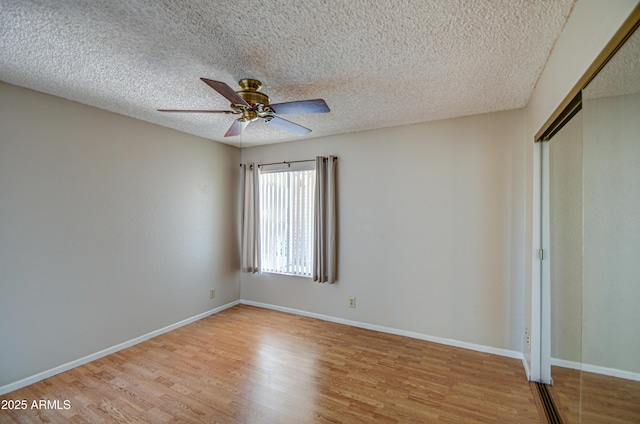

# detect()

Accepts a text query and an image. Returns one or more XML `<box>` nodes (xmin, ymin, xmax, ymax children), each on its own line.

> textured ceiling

<box><xmin>1</xmin><ymin>0</ymin><xmax>576</xmax><ymax>147</ymax></box>
<box><xmin>583</xmin><ymin>25</ymin><xmax>640</xmax><ymax>100</ymax></box>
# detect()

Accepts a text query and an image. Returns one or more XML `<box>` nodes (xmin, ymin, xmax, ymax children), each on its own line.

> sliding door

<box><xmin>546</xmin><ymin>108</ymin><xmax>584</xmax><ymax>421</ymax></box>
<box><xmin>577</xmin><ymin>31</ymin><xmax>640</xmax><ymax>421</ymax></box>
<box><xmin>547</xmin><ymin>24</ymin><xmax>640</xmax><ymax>423</ymax></box>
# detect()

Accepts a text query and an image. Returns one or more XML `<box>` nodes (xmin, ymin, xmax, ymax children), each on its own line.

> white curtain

<box><xmin>313</xmin><ymin>156</ymin><xmax>337</xmax><ymax>283</ymax></box>
<box><xmin>241</xmin><ymin>163</ymin><xmax>261</xmax><ymax>273</ymax></box>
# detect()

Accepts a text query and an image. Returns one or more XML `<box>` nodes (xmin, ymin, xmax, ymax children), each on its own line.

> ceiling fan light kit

<box><xmin>159</xmin><ymin>78</ymin><xmax>330</xmax><ymax>138</ymax></box>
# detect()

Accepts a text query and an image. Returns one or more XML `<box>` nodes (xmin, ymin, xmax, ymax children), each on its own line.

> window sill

<box><xmin>261</xmin><ymin>271</ymin><xmax>313</xmax><ymax>279</ymax></box>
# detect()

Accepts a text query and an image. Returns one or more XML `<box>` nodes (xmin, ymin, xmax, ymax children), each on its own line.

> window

<box><xmin>259</xmin><ymin>168</ymin><xmax>315</xmax><ymax>277</ymax></box>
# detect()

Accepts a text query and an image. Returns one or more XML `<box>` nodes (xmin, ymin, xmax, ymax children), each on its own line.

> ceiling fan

<box><xmin>159</xmin><ymin>78</ymin><xmax>330</xmax><ymax>137</ymax></box>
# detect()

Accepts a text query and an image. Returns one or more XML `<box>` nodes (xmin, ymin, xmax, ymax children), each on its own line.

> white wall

<box><xmin>0</xmin><ymin>82</ymin><xmax>240</xmax><ymax>388</ymax></box>
<box><xmin>522</xmin><ymin>0</ymin><xmax>639</xmax><ymax>380</ymax></box>
<box><xmin>241</xmin><ymin>109</ymin><xmax>526</xmax><ymax>353</ymax></box>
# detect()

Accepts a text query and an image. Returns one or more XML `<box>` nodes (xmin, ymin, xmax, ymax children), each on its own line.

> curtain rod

<box><xmin>239</xmin><ymin>157</ymin><xmax>337</xmax><ymax>168</ymax></box>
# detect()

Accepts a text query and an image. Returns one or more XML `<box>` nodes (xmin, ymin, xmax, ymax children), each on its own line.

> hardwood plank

<box><xmin>550</xmin><ymin>365</ymin><xmax>640</xmax><ymax>424</ymax></box>
<box><xmin>1</xmin><ymin>305</ymin><xmax>542</xmax><ymax>423</ymax></box>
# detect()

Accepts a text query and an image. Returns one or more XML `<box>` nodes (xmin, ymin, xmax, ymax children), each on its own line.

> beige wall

<box><xmin>549</xmin><ymin>110</ymin><xmax>583</xmax><ymax>364</ymax></box>
<box><xmin>548</xmin><ymin>93</ymin><xmax>640</xmax><ymax>377</ymax></box>
<box><xmin>582</xmin><ymin>93</ymin><xmax>640</xmax><ymax>373</ymax></box>
<box><xmin>0</xmin><ymin>82</ymin><xmax>241</xmax><ymax>388</ymax></box>
<box><xmin>241</xmin><ymin>109</ymin><xmax>526</xmax><ymax>353</ymax></box>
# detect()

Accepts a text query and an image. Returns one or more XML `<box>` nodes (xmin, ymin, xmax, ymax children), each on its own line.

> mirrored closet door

<box><xmin>546</xmin><ymin>23</ymin><xmax>640</xmax><ymax>423</ymax></box>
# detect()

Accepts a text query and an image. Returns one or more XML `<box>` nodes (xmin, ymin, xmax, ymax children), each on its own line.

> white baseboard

<box><xmin>522</xmin><ymin>356</ymin><xmax>532</xmax><ymax>381</ymax></box>
<box><xmin>240</xmin><ymin>299</ymin><xmax>525</xmax><ymax>361</ymax></box>
<box><xmin>551</xmin><ymin>357</ymin><xmax>640</xmax><ymax>382</ymax></box>
<box><xmin>0</xmin><ymin>300</ymin><xmax>240</xmax><ymax>396</ymax></box>
<box><xmin>551</xmin><ymin>357</ymin><xmax>582</xmax><ymax>371</ymax></box>
<box><xmin>2</xmin><ymin>298</ymin><xmax>538</xmax><ymax>397</ymax></box>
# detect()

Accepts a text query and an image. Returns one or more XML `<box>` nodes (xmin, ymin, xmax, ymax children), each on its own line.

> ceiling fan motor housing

<box><xmin>233</xmin><ymin>79</ymin><xmax>272</xmax><ymax>122</ymax></box>
<box><xmin>235</xmin><ymin>79</ymin><xmax>269</xmax><ymax>107</ymax></box>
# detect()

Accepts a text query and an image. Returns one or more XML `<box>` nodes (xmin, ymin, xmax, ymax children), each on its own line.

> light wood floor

<box><xmin>550</xmin><ymin>365</ymin><xmax>640</xmax><ymax>424</ymax></box>
<box><xmin>1</xmin><ymin>305</ymin><xmax>542</xmax><ymax>423</ymax></box>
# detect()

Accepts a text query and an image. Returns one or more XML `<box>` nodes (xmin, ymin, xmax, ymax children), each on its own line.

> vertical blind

<box><xmin>260</xmin><ymin>169</ymin><xmax>315</xmax><ymax>276</ymax></box>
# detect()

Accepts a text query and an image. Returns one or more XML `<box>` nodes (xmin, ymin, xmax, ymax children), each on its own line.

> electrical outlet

<box><xmin>210</xmin><ymin>289</ymin><xmax>216</xmax><ymax>299</ymax></box>
<box><xmin>348</xmin><ymin>297</ymin><xmax>356</xmax><ymax>308</ymax></box>
<box><xmin>525</xmin><ymin>328</ymin><xmax>531</xmax><ymax>347</ymax></box>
